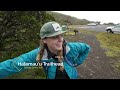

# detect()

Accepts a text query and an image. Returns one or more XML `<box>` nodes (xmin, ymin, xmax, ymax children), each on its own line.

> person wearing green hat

<box><xmin>0</xmin><ymin>21</ymin><xmax>91</xmax><ymax>79</ymax></box>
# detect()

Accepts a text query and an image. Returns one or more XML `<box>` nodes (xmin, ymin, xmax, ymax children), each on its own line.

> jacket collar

<box><xmin>41</xmin><ymin>44</ymin><xmax>70</xmax><ymax>60</ymax></box>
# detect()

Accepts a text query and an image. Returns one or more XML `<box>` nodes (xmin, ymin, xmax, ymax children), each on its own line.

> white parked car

<box><xmin>106</xmin><ymin>24</ymin><xmax>120</xmax><ymax>33</ymax></box>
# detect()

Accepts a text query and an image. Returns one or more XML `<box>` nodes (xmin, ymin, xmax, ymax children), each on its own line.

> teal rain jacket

<box><xmin>0</xmin><ymin>42</ymin><xmax>91</xmax><ymax>79</ymax></box>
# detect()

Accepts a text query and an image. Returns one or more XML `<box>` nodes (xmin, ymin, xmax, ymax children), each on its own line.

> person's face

<box><xmin>43</xmin><ymin>34</ymin><xmax>64</xmax><ymax>52</ymax></box>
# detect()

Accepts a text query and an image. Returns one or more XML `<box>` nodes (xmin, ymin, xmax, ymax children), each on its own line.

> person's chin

<box><xmin>56</xmin><ymin>47</ymin><xmax>62</xmax><ymax>51</ymax></box>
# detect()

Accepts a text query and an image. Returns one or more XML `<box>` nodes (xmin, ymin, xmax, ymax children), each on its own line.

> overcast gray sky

<box><xmin>53</xmin><ymin>11</ymin><xmax>120</xmax><ymax>24</ymax></box>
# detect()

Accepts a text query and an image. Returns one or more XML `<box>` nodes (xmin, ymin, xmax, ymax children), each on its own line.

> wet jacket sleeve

<box><xmin>67</xmin><ymin>42</ymin><xmax>91</xmax><ymax>66</ymax></box>
<box><xmin>0</xmin><ymin>48</ymin><xmax>40</xmax><ymax>78</ymax></box>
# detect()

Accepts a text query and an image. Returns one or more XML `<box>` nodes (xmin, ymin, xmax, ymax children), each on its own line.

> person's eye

<box><xmin>51</xmin><ymin>34</ymin><xmax>63</xmax><ymax>39</ymax></box>
<box><xmin>55</xmin><ymin>35</ymin><xmax>59</xmax><ymax>39</ymax></box>
<box><xmin>52</xmin><ymin>36</ymin><xmax>58</xmax><ymax>39</ymax></box>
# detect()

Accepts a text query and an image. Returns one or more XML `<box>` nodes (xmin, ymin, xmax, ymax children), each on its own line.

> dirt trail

<box><xmin>75</xmin><ymin>33</ymin><xmax>120</xmax><ymax>79</ymax></box>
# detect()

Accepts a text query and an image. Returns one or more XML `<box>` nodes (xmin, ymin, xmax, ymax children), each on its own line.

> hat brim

<box><xmin>45</xmin><ymin>30</ymin><xmax>67</xmax><ymax>38</ymax></box>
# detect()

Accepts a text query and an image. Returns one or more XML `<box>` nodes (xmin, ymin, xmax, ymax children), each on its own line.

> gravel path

<box><xmin>74</xmin><ymin>33</ymin><xmax>120</xmax><ymax>79</ymax></box>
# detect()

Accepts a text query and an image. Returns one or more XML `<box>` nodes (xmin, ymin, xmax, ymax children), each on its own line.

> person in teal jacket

<box><xmin>0</xmin><ymin>21</ymin><xmax>91</xmax><ymax>79</ymax></box>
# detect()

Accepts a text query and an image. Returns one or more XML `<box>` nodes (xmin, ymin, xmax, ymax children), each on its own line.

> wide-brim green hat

<box><xmin>40</xmin><ymin>21</ymin><xmax>68</xmax><ymax>39</ymax></box>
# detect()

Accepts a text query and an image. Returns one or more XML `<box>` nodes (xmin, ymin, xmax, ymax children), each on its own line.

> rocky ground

<box><xmin>72</xmin><ymin>32</ymin><xmax>120</xmax><ymax>79</ymax></box>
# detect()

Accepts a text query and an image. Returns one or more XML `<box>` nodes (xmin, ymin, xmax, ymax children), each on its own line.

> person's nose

<box><xmin>58</xmin><ymin>35</ymin><xmax>63</xmax><ymax>42</ymax></box>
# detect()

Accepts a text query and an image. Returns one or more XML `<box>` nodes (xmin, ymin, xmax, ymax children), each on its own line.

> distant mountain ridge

<box><xmin>47</xmin><ymin>11</ymin><xmax>91</xmax><ymax>25</ymax></box>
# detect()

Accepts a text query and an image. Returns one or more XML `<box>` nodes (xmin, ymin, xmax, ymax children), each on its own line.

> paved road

<box><xmin>73</xmin><ymin>25</ymin><xmax>111</xmax><ymax>32</ymax></box>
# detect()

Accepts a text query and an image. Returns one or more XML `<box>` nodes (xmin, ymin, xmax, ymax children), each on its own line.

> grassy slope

<box><xmin>96</xmin><ymin>33</ymin><xmax>120</xmax><ymax>58</ymax></box>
